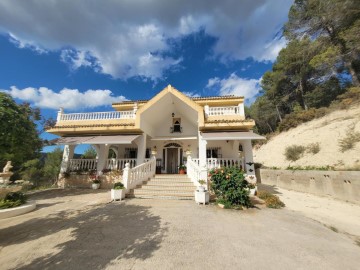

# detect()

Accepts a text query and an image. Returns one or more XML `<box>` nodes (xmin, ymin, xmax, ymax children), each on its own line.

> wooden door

<box><xmin>166</xmin><ymin>148</ymin><xmax>178</xmax><ymax>174</ymax></box>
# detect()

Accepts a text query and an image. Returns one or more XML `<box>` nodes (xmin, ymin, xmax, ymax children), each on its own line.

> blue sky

<box><xmin>0</xmin><ymin>0</ymin><xmax>293</xmax><ymax>153</ymax></box>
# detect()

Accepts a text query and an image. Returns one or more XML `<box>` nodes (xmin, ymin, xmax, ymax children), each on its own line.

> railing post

<box><xmin>204</xmin><ymin>105</ymin><xmax>209</xmax><ymax>118</ymax></box>
<box><xmin>200</xmin><ymin>165</ymin><xmax>208</xmax><ymax>190</ymax></box>
<box><xmin>123</xmin><ymin>163</ymin><xmax>130</xmax><ymax>190</ymax></box>
<box><xmin>57</xmin><ymin>107</ymin><xmax>64</xmax><ymax>122</ymax></box>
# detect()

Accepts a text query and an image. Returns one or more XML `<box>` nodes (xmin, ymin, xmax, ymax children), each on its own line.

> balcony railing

<box><xmin>192</xmin><ymin>158</ymin><xmax>245</xmax><ymax>170</ymax></box>
<box><xmin>207</xmin><ymin>106</ymin><xmax>241</xmax><ymax>116</ymax></box>
<box><xmin>59</xmin><ymin>111</ymin><xmax>135</xmax><ymax>121</ymax></box>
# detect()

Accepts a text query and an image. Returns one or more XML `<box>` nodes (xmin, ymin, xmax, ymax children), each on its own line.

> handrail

<box><xmin>123</xmin><ymin>157</ymin><xmax>156</xmax><ymax>191</ymax></box>
<box><xmin>186</xmin><ymin>157</ymin><xmax>208</xmax><ymax>189</ymax></box>
<box><xmin>59</xmin><ymin>111</ymin><xmax>135</xmax><ymax>121</ymax></box>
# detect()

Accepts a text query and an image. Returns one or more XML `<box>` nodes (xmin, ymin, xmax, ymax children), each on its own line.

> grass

<box><xmin>284</xmin><ymin>145</ymin><xmax>306</xmax><ymax>161</ymax></box>
<box><xmin>257</xmin><ymin>190</ymin><xmax>285</xmax><ymax>209</ymax></box>
<box><xmin>338</xmin><ymin>126</ymin><xmax>360</xmax><ymax>152</ymax></box>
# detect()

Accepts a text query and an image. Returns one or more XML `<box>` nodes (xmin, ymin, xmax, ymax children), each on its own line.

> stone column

<box><xmin>242</xmin><ymin>140</ymin><xmax>256</xmax><ymax>183</ymax></box>
<box><xmin>60</xmin><ymin>144</ymin><xmax>75</xmax><ymax>173</ymax></box>
<box><xmin>198</xmin><ymin>132</ymin><xmax>207</xmax><ymax>167</ymax></box>
<box><xmin>96</xmin><ymin>144</ymin><xmax>110</xmax><ymax>174</ymax></box>
<box><xmin>135</xmin><ymin>134</ymin><xmax>146</xmax><ymax>166</ymax></box>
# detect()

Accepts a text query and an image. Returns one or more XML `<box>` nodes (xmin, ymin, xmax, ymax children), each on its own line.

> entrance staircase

<box><xmin>126</xmin><ymin>174</ymin><xmax>195</xmax><ymax>200</ymax></box>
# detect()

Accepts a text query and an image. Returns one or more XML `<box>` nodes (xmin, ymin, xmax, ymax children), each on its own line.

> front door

<box><xmin>166</xmin><ymin>148</ymin><xmax>178</xmax><ymax>174</ymax></box>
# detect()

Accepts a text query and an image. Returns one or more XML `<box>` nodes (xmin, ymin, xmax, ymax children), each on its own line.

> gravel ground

<box><xmin>0</xmin><ymin>189</ymin><xmax>359</xmax><ymax>270</ymax></box>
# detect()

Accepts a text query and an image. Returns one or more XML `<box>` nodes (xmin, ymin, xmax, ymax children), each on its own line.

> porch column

<box><xmin>242</xmin><ymin>140</ymin><xmax>256</xmax><ymax>183</ymax></box>
<box><xmin>198</xmin><ymin>132</ymin><xmax>207</xmax><ymax>167</ymax></box>
<box><xmin>135</xmin><ymin>134</ymin><xmax>146</xmax><ymax>166</ymax></box>
<box><xmin>60</xmin><ymin>144</ymin><xmax>75</xmax><ymax>173</ymax></box>
<box><xmin>96</xmin><ymin>144</ymin><xmax>110</xmax><ymax>174</ymax></box>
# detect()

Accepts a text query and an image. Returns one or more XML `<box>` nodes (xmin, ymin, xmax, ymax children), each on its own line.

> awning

<box><xmin>201</xmin><ymin>132</ymin><xmax>265</xmax><ymax>140</ymax></box>
<box><xmin>56</xmin><ymin>135</ymin><xmax>140</xmax><ymax>145</ymax></box>
<box><xmin>151</xmin><ymin>136</ymin><xmax>197</xmax><ymax>141</ymax></box>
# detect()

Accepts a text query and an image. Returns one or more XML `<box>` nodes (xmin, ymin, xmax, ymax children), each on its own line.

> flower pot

<box><xmin>92</xmin><ymin>183</ymin><xmax>100</xmax><ymax>190</ymax></box>
<box><xmin>249</xmin><ymin>188</ymin><xmax>256</xmax><ymax>196</ymax></box>
<box><xmin>179</xmin><ymin>169</ymin><xmax>186</xmax><ymax>174</ymax></box>
<box><xmin>195</xmin><ymin>190</ymin><xmax>209</xmax><ymax>205</ymax></box>
<box><xmin>111</xmin><ymin>189</ymin><xmax>125</xmax><ymax>201</ymax></box>
<box><xmin>197</xmin><ymin>186</ymin><xmax>206</xmax><ymax>192</ymax></box>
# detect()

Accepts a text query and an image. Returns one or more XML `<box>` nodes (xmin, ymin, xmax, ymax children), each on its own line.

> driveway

<box><xmin>0</xmin><ymin>189</ymin><xmax>359</xmax><ymax>270</ymax></box>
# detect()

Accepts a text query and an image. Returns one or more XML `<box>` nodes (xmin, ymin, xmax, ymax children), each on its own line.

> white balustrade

<box><xmin>207</xmin><ymin>106</ymin><xmax>240</xmax><ymax>116</ymax></box>
<box><xmin>123</xmin><ymin>157</ymin><xmax>156</xmax><ymax>190</ymax></box>
<box><xmin>68</xmin><ymin>158</ymin><xmax>137</xmax><ymax>171</ymax></box>
<box><xmin>191</xmin><ymin>158</ymin><xmax>244</xmax><ymax>169</ymax></box>
<box><xmin>105</xmin><ymin>159</ymin><xmax>137</xmax><ymax>170</ymax></box>
<box><xmin>186</xmin><ymin>157</ymin><xmax>208</xmax><ymax>188</ymax></box>
<box><xmin>69</xmin><ymin>159</ymin><xmax>97</xmax><ymax>171</ymax></box>
<box><xmin>59</xmin><ymin>111</ymin><xmax>135</xmax><ymax>121</ymax></box>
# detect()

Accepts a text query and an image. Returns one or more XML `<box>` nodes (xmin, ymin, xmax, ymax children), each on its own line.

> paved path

<box><xmin>0</xmin><ymin>189</ymin><xmax>359</xmax><ymax>270</ymax></box>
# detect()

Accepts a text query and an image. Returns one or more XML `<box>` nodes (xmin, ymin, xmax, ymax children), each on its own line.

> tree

<box><xmin>285</xmin><ymin>0</ymin><xmax>360</xmax><ymax>86</ymax></box>
<box><xmin>82</xmin><ymin>146</ymin><xmax>97</xmax><ymax>159</ymax></box>
<box><xmin>0</xmin><ymin>93</ymin><xmax>43</xmax><ymax>171</ymax></box>
<box><xmin>43</xmin><ymin>147</ymin><xmax>63</xmax><ymax>185</ymax></box>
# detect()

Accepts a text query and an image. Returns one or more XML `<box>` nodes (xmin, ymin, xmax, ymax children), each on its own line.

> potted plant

<box><xmin>111</xmin><ymin>182</ymin><xmax>126</xmax><ymax>201</ymax></box>
<box><xmin>197</xmin><ymin>179</ymin><xmax>206</xmax><ymax>192</ymax></box>
<box><xmin>248</xmin><ymin>183</ymin><xmax>257</xmax><ymax>196</ymax></box>
<box><xmin>195</xmin><ymin>179</ymin><xmax>209</xmax><ymax>205</ymax></box>
<box><xmin>92</xmin><ymin>179</ymin><xmax>101</xmax><ymax>189</ymax></box>
<box><xmin>178</xmin><ymin>164</ymin><xmax>186</xmax><ymax>174</ymax></box>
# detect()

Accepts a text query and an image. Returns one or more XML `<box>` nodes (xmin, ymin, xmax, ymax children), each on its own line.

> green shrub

<box><xmin>257</xmin><ymin>191</ymin><xmax>285</xmax><ymax>209</ymax></box>
<box><xmin>338</xmin><ymin>128</ymin><xmax>360</xmax><ymax>152</ymax></box>
<box><xmin>209</xmin><ymin>167</ymin><xmax>252</xmax><ymax>208</ymax></box>
<box><xmin>257</xmin><ymin>190</ymin><xmax>273</xmax><ymax>200</ymax></box>
<box><xmin>265</xmin><ymin>196</ymin><xmax>285</xmax><ymax>209</ymax></box>
<box><xmin>284</xmin><ymin>145</ymin><xmax>306</xmax><ymax>161</ymax></box>
<box><xmin>306</xmin><ymin>143</ymin><xmax>320</xmax><ymax>154</ymax></box>
<box><xmin>278</xmin><ymin>108</ymin><xmax>327</xmax><ymax>132</ymax></box>
<box><xmin>113</xmin><ymin>182</ymin><xmax>125</xmax><ymax>190</ymax></box>
<box><xmin>0</xmin><ymin>192</ymin><xmax>27</xmax><ymax>209</ymax></box>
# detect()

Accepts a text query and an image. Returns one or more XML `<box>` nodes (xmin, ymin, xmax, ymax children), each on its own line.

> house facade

<box><xmin>47</xmin><ymin>85</ymin><xmax>264</xmax><ymax>191</ymax></box>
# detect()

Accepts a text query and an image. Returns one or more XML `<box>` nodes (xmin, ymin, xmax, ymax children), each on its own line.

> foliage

<box><xmin>306</xmin><ymin>143</ymin><xmax>321</xmax><ymax>154</ymax></box>
<box><xmin>284</xmin><ymin>145</ymin><xmax>306</xmax><ymax>161</ymax></box>
<box><xmin>278</xmin><ymin>108</ymin><xmax>327</xmax><ymax>132</ymax></box>
<box><xmin>198</xmin><ymin>179</ymin><xmax>206</xmax><ymax>186</ymax></box>
<box><xmin>248</xmin><ymin>0</ymin><xmax>360</xmax><ymax>135</ymax></box>
<box><xmin>0</xmin><ymin>93</ymin><xmax>43</xmax><ymax>173</ymax></box>
<box><xmin>264</xmin><ymin>196</ymin><xmax>285</xmax><ymax>209</ymax></box>
<box><xmin>209</xmin><ymin>167</ymin><xmax>252</xmax><ymax>208</ymax></box>
<box><xmin>257</xmin><ymin>190</ymin><xmax>285</xmax><ymax>209</ymax></box>
<box><xmin>0</xmin><ymin>192</ymin><xmax>27</xmax><ymax>209</ymax></box>
<box><xmin>286</xmin><ymin>165</ymin><xmax>333</xmax><ymax>171</ymax></box>
<box><xmin>178</xmin><ymin>164</ymin><xmax>186</xmax><ymax>170</ymax></box>
<box><xmin>82</xmin><ymin>146</ymin><xmax>97</xmax><ymax>159</ymax></box>
<box><xmin>113</xmin><ymin>182</ymin><xmax>125</xmax><ymax>190</ymax></box>
<box><xmin>216</xmin><ymin>198</ymin><xmax>232</xmax><ymax>209</ymax></box>
<box><xmin>20</xmin><ymin>159</ymin><xmax>44</xmax><ymax>185</ymax></box>
<box><xmin>43</xmin><ymin>147</ymin><xmax>63</xmax><ymax>184</ymax></box>
<box><xmin>338</xmin><ymin>126</ymin><xmax>360</xmax><ymax>152</ymax></box>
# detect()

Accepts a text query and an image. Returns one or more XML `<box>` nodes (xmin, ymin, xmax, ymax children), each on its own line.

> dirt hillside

<box><xmin>253</xmin><ymin>106</ymin><xmax>360</xmax><ymax>169</ymax></box>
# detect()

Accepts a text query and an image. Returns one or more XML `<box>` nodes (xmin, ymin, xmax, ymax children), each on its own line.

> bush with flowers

<box><xmin>209</xmin><ymin>167</ymin><xmax>252</xmax><ymax>208</ymax></box>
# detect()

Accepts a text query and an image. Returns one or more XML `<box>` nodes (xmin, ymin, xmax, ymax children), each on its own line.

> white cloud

<box><xmin>206</xmin><ymin>73</ymin><xmax>261</xmax><ymax>103</ymax></box>
<box><xmin>182</xmin><ymin>91</ymin><xmax>200</xmax><ymax>98</ymax></box>
<box><xmin>0</xmin><ymin>0</ymin><xmax>292</xmax><ymax>79</ymax></box>
<box><xmin>1</xmin><ymin>86</ymin><xmax>127</xmax><ymax>110</ymax></box>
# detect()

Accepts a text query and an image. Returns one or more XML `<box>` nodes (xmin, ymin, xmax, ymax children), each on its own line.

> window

<box><xmin>206</xmin><ymin>147</ymin><xmax>221</xmax><ymax>158</ymax></box>
<box><xmin>125</xmin><ymin>148</ymin><xmax>137</xmax><ymax>158</ymax></box>
<box><xmin>145</xmin><ymin>148</ymin><xmax>151</xmax><ymax>159</ymax></box>
<box><xmin>171</xmin><ymin>118</ymin><xmax>182</xmax><ymax>133</ymax></box>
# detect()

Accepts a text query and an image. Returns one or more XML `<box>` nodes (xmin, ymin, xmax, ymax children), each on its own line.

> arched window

<box><xmin>171</xmin><ymin>118</ymin><xmax>182</xmax><ymax>133</ymax></box>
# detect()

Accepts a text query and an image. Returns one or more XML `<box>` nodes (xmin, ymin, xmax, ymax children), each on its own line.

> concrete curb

<box><xmin>0</xmin><ymin>201</ymin><xmax>36</xmax><ymax>219</ymax></box>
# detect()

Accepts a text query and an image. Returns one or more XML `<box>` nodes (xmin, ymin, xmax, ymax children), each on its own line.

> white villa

<box><xmin>48</xmin><ymin>85</ymin><xmax>264</xmax><ymax>199</ymax></box>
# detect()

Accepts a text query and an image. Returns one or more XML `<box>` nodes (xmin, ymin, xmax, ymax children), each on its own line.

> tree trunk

<box><xmin>275</xmin><ymin>104</ymin><xmax>283</xmax><ymax>122</ymax></box>
<box><xmin>345</xmin><ymin>59</ymin><xmax>360</xmax><ymax>86</ymax></box>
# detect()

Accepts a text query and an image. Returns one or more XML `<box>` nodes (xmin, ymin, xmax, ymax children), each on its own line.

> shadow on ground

<box><xmin>0</xmin><ymin>200</ymin><xmax>167</xmax><ymax>269</ymax></box>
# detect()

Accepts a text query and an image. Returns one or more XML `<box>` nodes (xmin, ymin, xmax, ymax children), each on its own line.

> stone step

<box><xmin>142</xmin><ymin>182</ymin><xmax>195</xmax><ymax>187</ymax></box>
<box><xmin>140</xmin><ymin>185</ymin><xmax>196</xmax><ymax>191</ymax></box>
<box><xmin>147</xmin><ymin>179</ymin><xmax>193</xmax><ymax>184</ymax></box>
<box><xmin>126</xmin><ymin>194</ymin><xmax>194</xmax><ymax>200</ymax></box>
<box><xmin>131</xmin><ymin>189</ymin><xmax>194</xmax><ymax>195</ymax></box>
<box><xmin>154</xmin><ymin>174</ymin><xmax>189</xmax><ymax>179</ymax></box>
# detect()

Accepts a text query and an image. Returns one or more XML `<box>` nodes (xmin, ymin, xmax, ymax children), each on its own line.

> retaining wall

<box><xmin>58</xmin><ymin>174</ymin><xmax>122</xmax><ymax>189</ymax></box>
<box><xmin>258</xmin><ymin>169</ymin><xmax>360</xmax><ymax>204</ymax></box>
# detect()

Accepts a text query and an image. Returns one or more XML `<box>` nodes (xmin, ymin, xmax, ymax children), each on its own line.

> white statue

<box><xmin>3</xmin><ymin>161</ymin><xmax>13</xmax><ymax>173</ymax></box>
